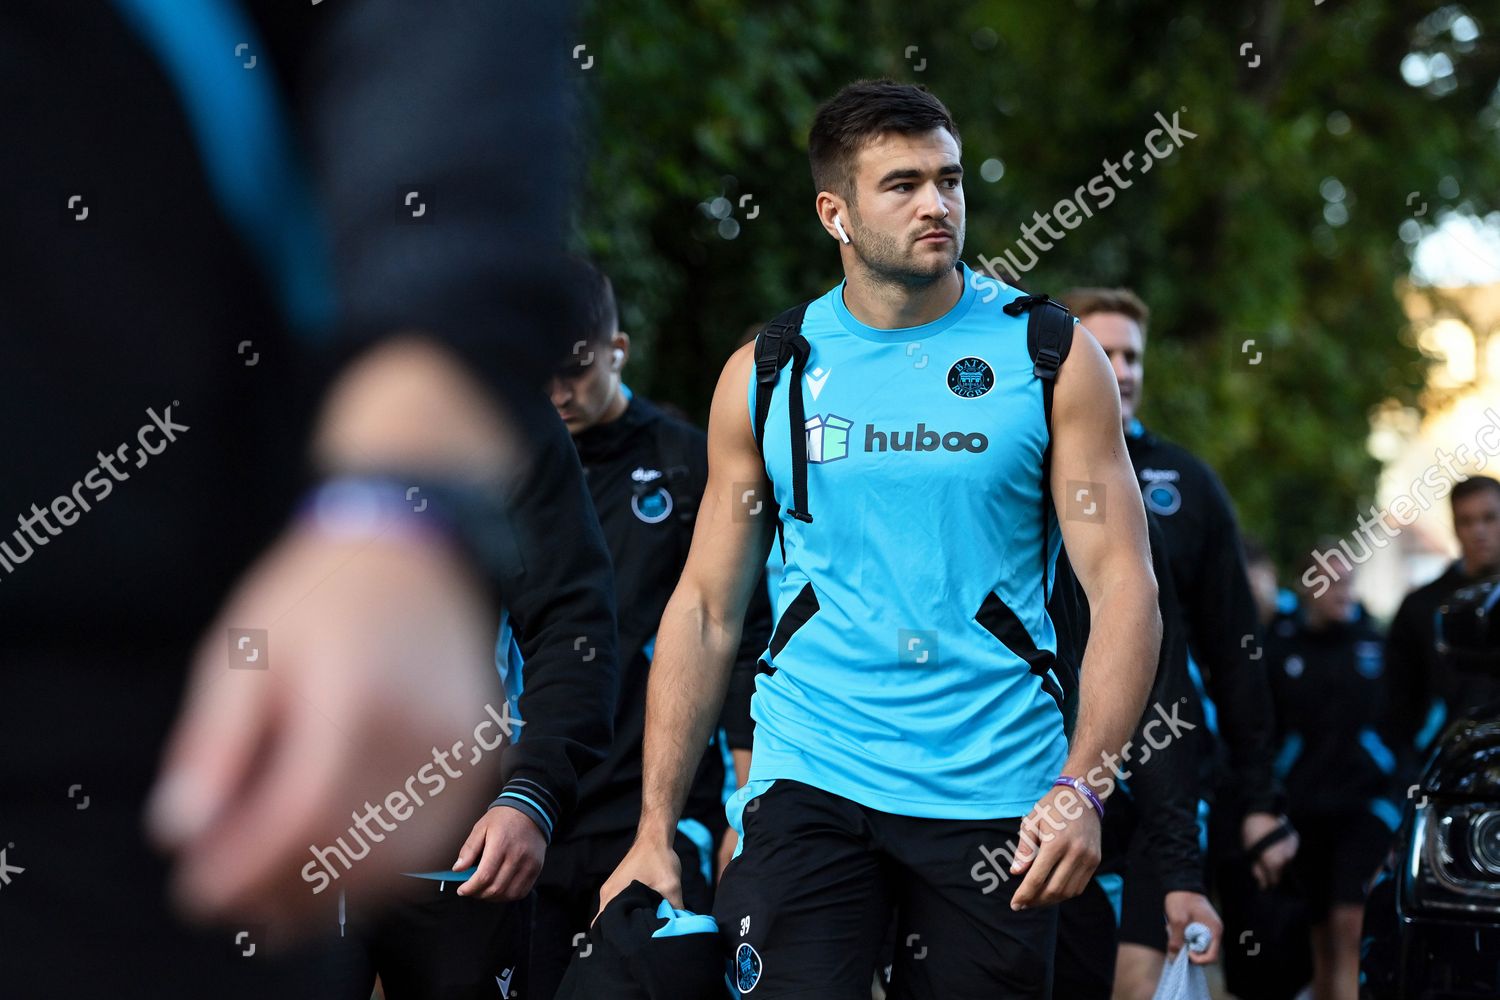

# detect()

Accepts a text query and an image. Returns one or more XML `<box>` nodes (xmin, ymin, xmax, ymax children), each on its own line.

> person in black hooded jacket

<box><xmin>1063</xmin><ymin>287</ymin><xmax>1290</xmax><ymax>999</ymax></box>
<box><xmin>527</xmin><ymin>260</ymin><xmax>770</xmax><ymax>1000</ymax></box>
<box><xmin>1051</xmin><ymin>513</ymin><xmax>1222</xmax><ymax>998</ymax></box>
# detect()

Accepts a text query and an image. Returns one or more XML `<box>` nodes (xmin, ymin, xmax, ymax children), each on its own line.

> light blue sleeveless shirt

<box><xmin>746</xmin><ymin>263</ymin><xmax>1069</xmax><ymax>818</ymax></box>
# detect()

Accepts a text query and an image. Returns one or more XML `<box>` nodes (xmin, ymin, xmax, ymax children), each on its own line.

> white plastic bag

<box><xmin>1149</xmin><ymin>921</ymin><xmax>1213</xmax><ymax>1000</ymax></box>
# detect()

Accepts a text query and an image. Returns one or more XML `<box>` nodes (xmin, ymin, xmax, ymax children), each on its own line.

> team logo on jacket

<box><xmin>631</xmin><ymin>487</ymin><xmax>673</xmax><ymax>524</ymax></box>
<box><xmin>736</xmin><ymin>943</ymin><xmax>763</xmax><ymax>993</ymax></box>
<box><xmin>947</xmin><ymin>357</ymin><xmax>994</xmax><ymax>398</ymax></box>
<box><xmin>1140</xmin><ymin>470</ymin><xmax>1183</xmax><ymax>516</ymax></box>
<box><xmin>1143</xmin><ymin>482</ymin><xmax>1182</xmax><ymax>516</ymax></box>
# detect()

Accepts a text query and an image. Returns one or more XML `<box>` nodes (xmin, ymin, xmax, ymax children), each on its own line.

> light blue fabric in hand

<box><xmin>1150</xmin><ymin>922</ymin><xmax>1213</xmax><ymax>1000</ymax></box>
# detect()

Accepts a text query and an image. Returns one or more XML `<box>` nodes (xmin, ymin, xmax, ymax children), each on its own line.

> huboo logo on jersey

<box><xmin>803</xmin><ymin>414</ymin><xmax>988</xmax><ymax>462</ymax></box>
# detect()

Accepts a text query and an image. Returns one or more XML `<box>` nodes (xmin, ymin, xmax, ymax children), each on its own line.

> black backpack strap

<box><xmin>752</xmin><ymin>301</ymin><xmax>813</xmax><ymax>562</ymax></box>
<box><xmin>1003</xmin><ymin>292</ymin><xmax>1075</xmax><ymax>603</ymax></box>
<box><xmin>753</xmin><ymin>301</ymin><xmax>811</xmax><ymax>450</ymax></box>
<box><xmin>1006</xmin><ymin>292</ymin><xmax>1074</xmax><ymax>429</ymax></box>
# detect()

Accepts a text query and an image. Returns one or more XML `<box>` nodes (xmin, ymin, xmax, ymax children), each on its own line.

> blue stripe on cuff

<box><xmin>494</xmin><ymin>791</ymin><xmax>555</xmax><ymax>841</ymax></box>
<box><xmin>506</xmin><ymin>777</ymin><xmax>561</xmax><ymax>815</ymax></box>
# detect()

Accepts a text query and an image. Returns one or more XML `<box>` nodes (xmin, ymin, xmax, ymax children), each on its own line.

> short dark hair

<box><xmin>1452</xmin><ymin>475</ymin><xmax>1500</xmax><ymax>508</ymax></box>
<box><xmin>1062</xmin><ymin>287</ymin><xmax>1150</xmax><ymax>337</ymax></box>
<box><xmin>565</xmin><ymin>257</ymin><xmax>618</xmax><ymax>347</ymax></box>
<box><xmin>808</xmin><ymin>80</ymin><xmax>961</xmax><ymax>201</ymax></box>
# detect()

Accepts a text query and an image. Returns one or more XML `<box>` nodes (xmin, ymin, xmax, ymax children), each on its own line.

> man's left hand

<box><xmin>1164</xmin><ymin>890</ymin><xmax>1222</xmax><ymax>964</ymax></box>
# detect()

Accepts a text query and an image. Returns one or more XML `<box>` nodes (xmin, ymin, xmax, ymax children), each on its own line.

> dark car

<box><xmin>1361</xmin><ymin>577</ymin><xmax>1500</xmax><ymax>999</ymax></box>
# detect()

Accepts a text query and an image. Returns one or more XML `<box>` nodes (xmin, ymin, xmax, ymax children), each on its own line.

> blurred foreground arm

<box><xmin>147</xmin><ymin>0</ymin><xmax>575</xmax><ymax>926</ymax></box>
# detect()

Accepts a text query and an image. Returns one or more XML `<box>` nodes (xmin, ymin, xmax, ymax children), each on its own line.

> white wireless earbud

<box><xmin>612</xmin><ymin>348</ymin><xmax>625</xmax><ymax>366</ymax></box>
<box><xmin>833</xmin><ymin>214</ymin><xmax>851</xmax><ymax>245</ymax></box>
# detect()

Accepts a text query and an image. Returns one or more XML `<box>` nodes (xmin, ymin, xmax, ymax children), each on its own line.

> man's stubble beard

<box><xmin>848</xmin><ymin>210</ymin><xmax>964</xmax><ymax>290</ymax></box>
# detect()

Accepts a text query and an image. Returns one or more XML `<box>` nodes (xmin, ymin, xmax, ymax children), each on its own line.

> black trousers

<box><xmin>333</xmin><ymin>878</ymin><xmax>532</xmax><ymax>1000</ymax></box>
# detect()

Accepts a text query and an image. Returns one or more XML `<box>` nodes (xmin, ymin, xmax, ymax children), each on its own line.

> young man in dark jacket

<box><xmin>1063</xmin><ymin>287</ymin><xmax>1290</xmax><ymax>998</ymax></box>
<box><xmin>1383</xmin><ymin>475</ymin><xmax>1500</xmax><ymax>774</ymax></box>
<box><xmin>528</xmin><ymin>260</ymin><xmax>770</xmax><ymax>999</ymax></box>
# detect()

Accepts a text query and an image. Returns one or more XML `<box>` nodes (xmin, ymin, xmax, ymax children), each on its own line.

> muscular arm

<box><xmin>1051</xmin><ymin>326</ymin><xmax>1161</xmax><ymax>789</ymax></box>
<box><xmin>1048</xmin><ymin>515</ymin><xmax>1203</xmax><ymax>893</ymax></box>
<box><xmin>1010</xmin><ymin>324</ymin><xmax>1160</xmax><ymax>911</ymax></box>
<box><xmin>635</xmin><ymin>342</ymin><xmax>776</xmax><ymax>849</ymax></box>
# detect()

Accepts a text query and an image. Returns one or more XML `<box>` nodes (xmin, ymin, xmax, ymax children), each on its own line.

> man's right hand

<box><xmin>595</xmin><ymin>839</ymin><xmax>684</xmax><ymax>921</ymax></box>
<box><xmin>147</xmin><ymin>526</ymin><xmax>503</xmax><ymax>927</ymax></box>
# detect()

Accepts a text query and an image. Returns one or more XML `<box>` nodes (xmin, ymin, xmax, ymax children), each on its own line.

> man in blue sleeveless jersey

<box><xmin>598</xmin><ymin>81</ymin><xmax>1162</xmax><ymax>998</ymax></box>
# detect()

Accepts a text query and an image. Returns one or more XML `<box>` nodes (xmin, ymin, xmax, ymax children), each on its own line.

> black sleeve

<box><xmin>1384</xmin><ymin>592</ymin><xmax>1431</xmax><ymax>776</ymax></box>
<box><xmin>1185</xmin><ymin>469</ymin><xmax>1279</xmax><ymax>815</ymax></box>
<box><xmin>723</xmin><ymin>572</ymin><xmax>772</xmax><ymax>750</ymax></box>
<box><xmin>1049</xmin><ymin>516</ymin><xmax>1205</xmax><ymax>894</ymax></box>
<box><xmin>490</xmin><ymin>410</ymin><xmax>619</xmax><ymax>840</ymax></box>
<box><xmin>285</xmin><ymin>0</ymin><xmax>580</xmax><ymax>434</ymax></box>
<box><xmin>1128</xmin><ymin>516</ymin><xmax>1207</xmax><ymax>894</ymax></box>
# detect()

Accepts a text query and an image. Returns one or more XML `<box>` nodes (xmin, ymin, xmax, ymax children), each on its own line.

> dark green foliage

<box><xmin>572</xmin><ymin>0</ymin><xmax>1500</xmax><ymax>569</ymax></box>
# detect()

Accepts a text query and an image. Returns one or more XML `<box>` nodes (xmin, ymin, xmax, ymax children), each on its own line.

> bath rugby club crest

<box><xmin>736</xmin><ymin>943</ymin><xmax>763</xmax><ymax>993</ymax></box>
<box><xmin>947</xmin><ymin>357</ymin><xmax>993</xmax><ymax>398</ymax></box>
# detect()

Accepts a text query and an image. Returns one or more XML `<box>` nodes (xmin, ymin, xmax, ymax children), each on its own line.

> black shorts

<box><xmin>1054</xmin><ymin>876</ymin><xmax>1119</xmax><ymax>999</ymax></box>
<box><xmin>528</xmin><ymin>828</ymin><xmax>714</xmax><ymax>1000</ymax></box>
<box><xmin>1116</xmin><ymin>827</ymin><xmax>1171</xmax><ymax>951</ymax></box>
<box><xmin>1053</xmin><ymin>852</ymin><xmax>1172</xmax><ymax>998</ymax></box>
<box><xmin>713</xmin><ymin>780</ymin><xmax>1057</xmax><ymax>999</ymax></box>
<box><xmin>331</xmin><ymin>877</ymin><xmax>531</xmax><ymax>1000</ymax></box>
<box><xmin>1288</xmin><ymin>808</ymin><xmax>1395</xmax><ymax>921</ymax></box>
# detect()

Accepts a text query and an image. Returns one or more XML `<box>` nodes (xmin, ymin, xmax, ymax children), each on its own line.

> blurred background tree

<box><xmin>571</xmin><ymin>0</ymin><xmax>1500</xmax><ymax>571</ymax></box>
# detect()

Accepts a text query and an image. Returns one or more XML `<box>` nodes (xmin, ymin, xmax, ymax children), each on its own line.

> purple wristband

<box><xmin>1053</xmin><ymin>776</ymin><xmax>1105</xmax><ymax>820</ymax></box>
<box><xmin>297</xmin><ymin>476</ymin><xmax>456</xmax><ymax>545</ymax></box>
